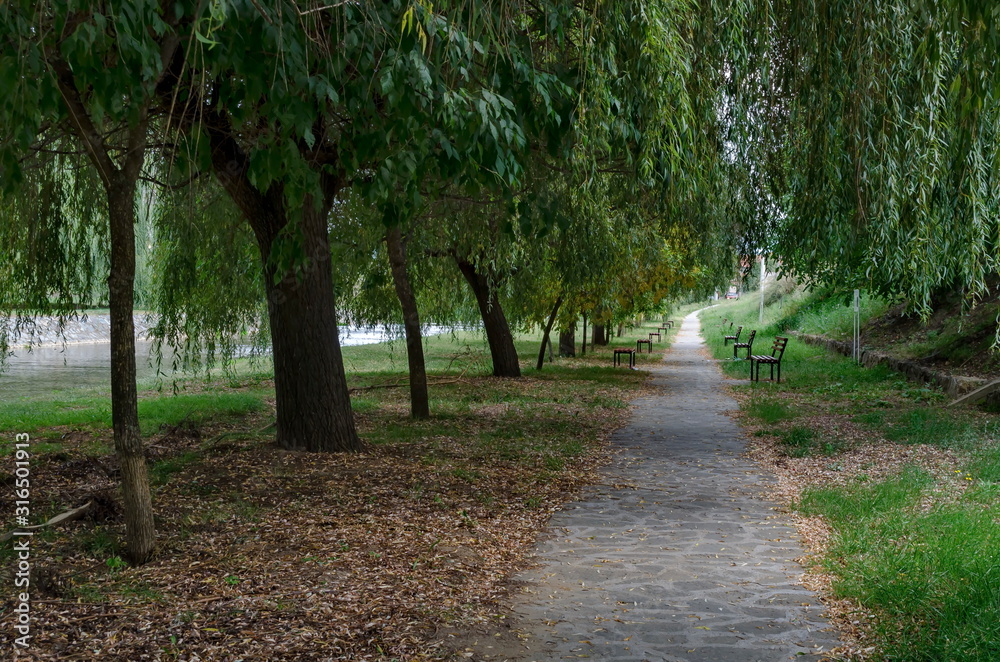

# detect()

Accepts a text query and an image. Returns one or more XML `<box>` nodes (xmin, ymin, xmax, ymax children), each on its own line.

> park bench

<box><xmin>724</xmin><ymin>325</ymin><xmax>742</xmax><ymax>346</ymax></box>
<box><xmin>659</xmin><ymin>325</ymin><xmax>670</xmax><ymax>332</ymax></box>
<box><xmin>636</xmin><ymin>338</ymin><xmax>652</xmax><ymax>353</ymax></box>
<box><xmin>613</xmin><ymin>348</ymin><xmax>636</xmax><ymax>368</ymax></box>
<box><xmin>733</xmin><ymin>328</ymin><xmax>756</xmax><ymax>359</ymax></box>
<box><xmin>665</xmin><ymin>320</ymin><xmax>674</xmax><ymax>328</ymax></box>
<box><xmin>649</xmin><ymin>331</ymin><xmax>661</xmax><ymax>342</ymax></box>
<box><xmin>750</xmin><ymin>336</ymin><xmax>789</xmax><ymax>383</ymax></box>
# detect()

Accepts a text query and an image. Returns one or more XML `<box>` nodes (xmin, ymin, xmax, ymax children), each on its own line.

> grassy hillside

<box><xmin>726</xmin><ymin>280</ymin><xmax>1000</xmax><ymax>380</ymax></box>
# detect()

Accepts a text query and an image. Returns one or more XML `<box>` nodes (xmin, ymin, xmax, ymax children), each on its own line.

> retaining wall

<box><xmin>5</xmin><ymin>314</ymin><xmax>155</xmax><ymax>347</ymax></box>
<box><xmin>795</xmin><ymin>333</ymin><xmax>985</xmax><ymax>397</ymax></box>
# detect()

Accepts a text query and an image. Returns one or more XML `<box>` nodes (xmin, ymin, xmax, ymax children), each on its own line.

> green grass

<box><xmin>776</xmin><ymin>425</ymin><xmax>817</xmax><ymax>457</ymax></box>
<box><xmin>0</xmin><ymin>390</ymin><xmax>267</xmax><ymax>439</ymax></box>
<box><xmin>150</xmin><ymin>451</ymin><xmax>201</xmax><ymax>486</ymax></box>
<box><xmin>708</xmin><ymin>288</ymin><xmax>1000</xmax><ymax>660</ymax></box>
<box><xmin>882</xmin><ymin>407</ymin><xmax>974</xmax><ymax>447</ymax></box>
<box><xmin>745</xmin><ymin>397</ymin><xmax>794</xmax><ymax>423</ymax></box>
<box><xmin>967</xmin><ymin>443</ymin><xmax>1000</xmax><ymax>483</ymax></box>
<box><xmin>800</xmin><ymin>468</ymin><xmax>1000</xmax><ymax>661</ymax></box>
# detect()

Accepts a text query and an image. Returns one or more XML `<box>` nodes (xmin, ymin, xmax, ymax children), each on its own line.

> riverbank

<box><xmin>6</xmin><ymin>313</ymin><xmax>156</xmax><ymax>347</ymax></box>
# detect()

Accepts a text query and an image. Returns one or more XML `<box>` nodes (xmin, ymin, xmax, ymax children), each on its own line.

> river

<box><xmin>0</xmin><ymin>327</ymin><xmax>435</xmax><ymax>400</ymax></box>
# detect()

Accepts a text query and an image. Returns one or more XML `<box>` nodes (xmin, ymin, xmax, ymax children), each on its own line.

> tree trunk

<box><xmin>257</xmin><ymin>202</ymin><xmax>361</xmax><ymax>452</ymax></box>
<box><xmin>581</xmin><ymin>314</ymin><xmax>588</xmax><ymax>356</ymax></box>
<box><xmin>386</xmin><ymin>227</ymin><xmax>429</xmax><ymax>419</ymax></box>
<box><xmin>207</xmin><ymin>127</ymin><xmax>362</xmax><ymax>452</ymax></box>
<box><xmin>456</xmin><ymin>259</ymin><xmax>521</xmax><ymax>377</ymax></box>
<box><xmin>559</xmin><ymin>326</ymin><xmax>576</xmax><ymax>357</ymax></box>
<box><xmin>536</xmin><ymin>295</ymin><xmax>563</xmax><ymax>371</ymax></box>
<box><xmin>592</xmin><ymin>323</ymin><xmax>608</xmax><ymax>346</ymax></box>
<box><xmin>107</xmin><ymin>177</ymin><xmax>156</xmax><ymax>565</ymax></box>
<box><xmin>617</xmin><ymin>323</ymin><xmax>624</xmax><ymax>338</ymax></box>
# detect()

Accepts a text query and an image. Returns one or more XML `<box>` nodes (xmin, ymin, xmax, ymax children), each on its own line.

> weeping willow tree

<box><xmin>153</xmin><ymin>0</ymin><xmax>751</xmax><ymax>421</ymax></box>
<box><xmin>0</xmin><ymin>0</ymin><xmax>205</xmax><ymax>564</ymax></box>
<box><xmin>149</xmin><ymin>0</ymin><xmax>619</xmax><ymax>446</ymax></box>
<box><xmin>725</xmin><ymin>0</ymin><xmax>1000</xmax><ymax>317</ymax></box>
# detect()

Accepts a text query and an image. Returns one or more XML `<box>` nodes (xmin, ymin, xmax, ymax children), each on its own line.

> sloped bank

<box><xmin>795</xmin><ymin>332</ymin><xmax>985</xmax><ymax>397</ymax></box>
<box><xmin>7</xmin><ymin>313</ymin><xmax>155</xmax><ymax>347</ymax></box>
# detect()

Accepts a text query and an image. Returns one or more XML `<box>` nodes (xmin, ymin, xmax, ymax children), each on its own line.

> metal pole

<box><xmin>853</xmin><ymin>289</ymin><xmax>860</xmax><ymax>363</ymax></box>
<box><xmin>759</xmin><ymin>255</ymin><xmax>766</xmax><ymax>324</ymax></box>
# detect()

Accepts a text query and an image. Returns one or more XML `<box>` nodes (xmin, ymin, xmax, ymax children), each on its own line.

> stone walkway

<box><xmin>463</xmin><ymin>310</ymin><xmax>841</xmax><ymax>661</ymax></box>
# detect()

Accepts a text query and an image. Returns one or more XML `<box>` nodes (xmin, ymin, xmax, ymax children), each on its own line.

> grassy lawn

<box><xmin>702</xmin><ymin>293</ymin><xmax>1000</xmax><ymax>661</ymax></box>
<box><xmin>0</xmin><ymin>319</ymin><xmax>675</xmax><ymax>660</ymax></box>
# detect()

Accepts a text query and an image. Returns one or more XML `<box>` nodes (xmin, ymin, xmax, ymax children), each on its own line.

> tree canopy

<box><xmin>6</xmin><ymin>0</ymin><xmax>999</xmax><ymax>567</ymax></box>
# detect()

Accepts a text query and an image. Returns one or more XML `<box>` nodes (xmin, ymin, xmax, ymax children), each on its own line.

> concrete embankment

<box><xmin>6</xmin><ymin>313</ymin><xmax>155</xmax><ymax>347</ymax></box>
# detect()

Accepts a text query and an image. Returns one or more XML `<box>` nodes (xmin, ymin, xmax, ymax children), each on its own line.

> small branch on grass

<box><xmin>0</xmin><ymin>501</ymin><xmax>93</xmax><ymax>542</ymax></box>
<box><xmin>349</xmin><ymin>367</ymin><xmax>471</xmax><ymax>394</ymax></box>
<box><xmin>200</xmin><ymin>420</ymin><xmax>278</xmax><ymax>450</ymax></box>
<box><xmin>349</xmin><ymin>377</ymin><xmax>467</xmax><ymax>394</ymax></box>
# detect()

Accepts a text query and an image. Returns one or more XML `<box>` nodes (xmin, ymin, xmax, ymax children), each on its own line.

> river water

<box><xmin>0</xmin><ymin>327</ymin><xmax>428</xmax><ymax>400</ymax></box>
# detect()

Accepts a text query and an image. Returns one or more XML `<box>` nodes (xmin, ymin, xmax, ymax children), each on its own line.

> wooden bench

<box><xmin>648</xmin><ymin>332</ymin><xmax>661</xmax><ymax>342</ymax></box>
<box><xmin>658</xmin><ymin>325</ymin><xmax>670</xmax><ymax>332</ymax></box>
<box><xmin>750</xmin><ymin>336</ymin><xmax>789</xmax><ymax>383</ymax></box>
<box><xmin>636</xmin><ymin>339</ymin><xmax>652</xmax><ymax>353</ymax></box>
<box><xmin>733</xmin><ymin>328</ymin><xmax>756</xmax><ymax>359</ymax></box>
<box><xmin>724</xmin><ymin>325</ymin><xmax>742</xmax><ymax>346</ymax></box>
<box><xmin>613</xmin><ymin>348</ymin><xmax>636</xmax><ymax>368</ymax></box>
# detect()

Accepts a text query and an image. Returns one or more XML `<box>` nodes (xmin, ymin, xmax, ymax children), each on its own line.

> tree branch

<box><xmin>48</xmin><ymin>56</ymin><xmax>118</xmax><ymax>188</ymax></box>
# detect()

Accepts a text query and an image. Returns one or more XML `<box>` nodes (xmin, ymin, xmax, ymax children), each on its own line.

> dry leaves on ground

<box><xmin>0</xmin><ymin>375</ymin><xmax>641</xmax><ymax>661</ymax></box>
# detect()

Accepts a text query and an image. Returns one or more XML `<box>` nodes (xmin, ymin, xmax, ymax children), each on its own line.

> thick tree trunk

<box><xmin>456</xmin><ymin>259</ymin><xmax>521</xmax><ymax>377</ymax></box>
<box><xmin>386</xmin><ymin>227</ymin><xmax>429</xmax><ymax>419</ymax></box>
<box><xmin>592</xmin><ymin>323</ymin><xmax>608</xmax><ymax>346</ymax></box>
<box><xmin>559</xmin><ymin>326</ymin><xmax>576</xmax><ymax>357</ymax></box>
<box><xmin>536</xmin><ymin>295</ymin><xmax>563</xmax><ymax>371</ymax></box>
<box><xmin>257</xmin><ymin>203</ymin><xmax>361</xmax><ymax>452</ymax></box>
<box><xmin>617</xmin><ymin>323</ymin><xmax>624</xmax><ymax>338</ymax></box>
<box><xmin>207</xmin><ymin>128</ymin><xmax>361</xmax><ymax>452</ymax></box>
<box><xmin>108</xmin><ymin>178</ymin><xmax>156</xmax><ymax>565</ymax></box>
<box><xmin>581</xmin><ymin>314</ymin><xmax>588</xmax><ymax>356</ymax></box>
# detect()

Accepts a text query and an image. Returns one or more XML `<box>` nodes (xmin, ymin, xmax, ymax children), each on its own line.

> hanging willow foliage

<box><xmin>0</xmin><ymin>152</ymin><xmax>109</xmax><ymax>360</ymax></box>
<box><xmin>726</xmin><ymin>0</ymin><xmax>1000</xmax><ymax>316</ymax></box>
